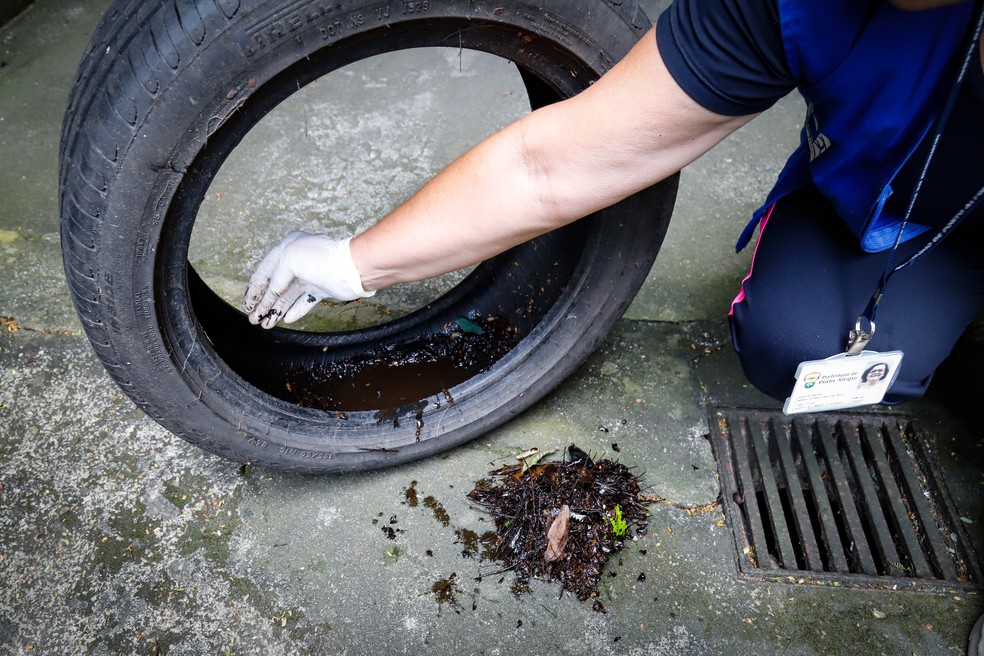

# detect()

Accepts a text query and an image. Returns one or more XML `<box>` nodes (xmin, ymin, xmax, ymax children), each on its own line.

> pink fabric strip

<box><xmin>729</xmin><ymin>202</ymin><xmax>777</xmax><ymax>316</ymax></box>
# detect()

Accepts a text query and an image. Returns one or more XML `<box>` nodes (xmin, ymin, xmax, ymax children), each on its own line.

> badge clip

<box><xmin>846</xmin><ymin>316</ymin><xmax>875</xmax><ymax>356</ymax></box>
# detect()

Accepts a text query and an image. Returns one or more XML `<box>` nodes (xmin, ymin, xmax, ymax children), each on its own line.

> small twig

<box><xmin>638</xmin><ymin>493</ymin><xmax>723</xmax><ymax>516</ymax></box>
<box><xmin>477</xmin><ymin>562</ymin><xmax>518</xmax><ymax>579</ymax></box>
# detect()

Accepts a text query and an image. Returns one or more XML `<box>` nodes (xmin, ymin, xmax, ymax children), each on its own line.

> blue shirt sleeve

<box><xmin>655</xmin><ymin>0</ymin><xmax>797</xmax><ymax>116</ymax></box>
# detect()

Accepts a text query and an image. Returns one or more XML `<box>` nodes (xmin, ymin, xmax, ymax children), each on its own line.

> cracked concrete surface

<box><xmin>1</xmin><ymin>0</ymin><xmax>983</xmax><ymax>654</ymax></box>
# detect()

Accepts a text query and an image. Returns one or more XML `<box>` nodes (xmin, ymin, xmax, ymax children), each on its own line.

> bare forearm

<box><xmin>350</xmin><ymin>27</ymin><xmax>755</xmax><ymax>291</ymax></box>
<box><xmin>350</xmin><ymin>115</ymin><xmax>560</xmax><ymax>290</ymax></box>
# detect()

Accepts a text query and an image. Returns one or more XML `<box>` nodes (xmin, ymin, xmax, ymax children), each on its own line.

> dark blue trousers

<box><xmin>729</xmin><ymin>186</ymin><xmax>984</xmax><ymax>403</ymax></box>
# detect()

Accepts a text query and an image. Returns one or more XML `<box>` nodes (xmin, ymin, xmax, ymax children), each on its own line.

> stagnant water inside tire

<box><xmin>187</xmin><ymin>223</ymin><xmax>582</xmax><ymax>416</ymax></box>
<box><xmin>276</xmin><ymin>315</ymin><xmax>521</xmax><ymax>412</ymax></box>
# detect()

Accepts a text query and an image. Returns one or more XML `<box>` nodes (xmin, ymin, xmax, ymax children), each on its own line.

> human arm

<box><xmin>245</xmin><ymin>26</ymin><xmax>758</xmax><ymax>326</ymax></box>
<box><xmin>350</xmin><ymin>27</ymin><xmax>756</xmax><ymax>288</ymax></box>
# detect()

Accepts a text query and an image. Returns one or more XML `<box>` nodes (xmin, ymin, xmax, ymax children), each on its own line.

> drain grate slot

<box><xmin>710</xmin><ymin>409</ymin><xmax>982</xmax><ymax>590</ymax></box>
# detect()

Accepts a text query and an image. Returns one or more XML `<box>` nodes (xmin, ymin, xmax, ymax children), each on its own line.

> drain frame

<box><xmin>709</xmin><ymin>407</ymin><xmax>982</xmax><ymax>592</ymax></box>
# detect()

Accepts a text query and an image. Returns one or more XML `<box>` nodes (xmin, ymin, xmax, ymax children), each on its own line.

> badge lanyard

<box><xmin>846</xmin><ymin>0</ymin><xmax>984</xmax><ymax>355</ymax></box>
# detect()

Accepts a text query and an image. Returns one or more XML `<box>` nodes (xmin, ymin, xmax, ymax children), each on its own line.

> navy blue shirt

<box><xmin>656</xmin><ymin>0</ymin><xmax>793</xmax><ymax>116</ymax></box>
<box><xmin>656</xmin><ymin>0</ymin><xmax>983</xmax><ymax>231</ymax></box>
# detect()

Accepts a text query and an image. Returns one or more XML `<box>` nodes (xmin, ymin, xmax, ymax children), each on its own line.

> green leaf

<box><xmin>455</xmin><ymin>318</ymin><xmax>485</xmax><ymax>335</ymax></box>
<box><xmin>960</xmin><ymin>516</ymin><xmax>974</xmax><ymax>524</ymax></box>
<box><xmin>607</xmin><ymin>505</ymin><xmax>628</xmax><ymax>538</ymax></box>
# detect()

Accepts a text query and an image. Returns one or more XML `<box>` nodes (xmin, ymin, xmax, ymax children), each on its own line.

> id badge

<box><xmin>783</xmin><ymin>351</ymin><xmax>904</xmax><ymax>415</ymax></box>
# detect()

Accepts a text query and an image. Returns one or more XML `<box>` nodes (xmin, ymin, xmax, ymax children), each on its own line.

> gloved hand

<box><xmin>243</xmin><ymin>230</ymin><xmax>375</xmax><ymax>329</ymax></box>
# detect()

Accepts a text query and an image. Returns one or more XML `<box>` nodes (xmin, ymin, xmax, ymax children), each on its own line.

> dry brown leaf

<box><xmin>544</xmin><ymin>504</ymin><xmax>570</xmax><ymax>564</ymax></box>
<box><xmin>1</xmin><ymin>316</ymin><xmax>20</xmax><ymax>333</ymax></box>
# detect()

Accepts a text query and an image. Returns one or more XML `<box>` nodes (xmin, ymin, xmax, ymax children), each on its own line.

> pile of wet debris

<box><xmin>467</xmin><ymin>445</ymin><xmax>649</xmax><ymax>603</ymax></box>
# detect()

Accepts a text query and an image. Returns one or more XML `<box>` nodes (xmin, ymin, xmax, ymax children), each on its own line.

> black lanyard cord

<box><xmin>895</xmin><ymin>183</ymin><xmax>984</xmax><ymax>276</ymax></box>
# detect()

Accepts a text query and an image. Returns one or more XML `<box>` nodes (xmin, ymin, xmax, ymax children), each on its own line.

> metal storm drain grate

<box><xmin>709</xmin><ymin>408</ymin><xmax>982</xmax><ymax>591</ymax></box>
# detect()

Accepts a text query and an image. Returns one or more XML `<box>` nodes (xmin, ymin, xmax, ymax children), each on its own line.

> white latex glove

<box><xmin>243</xmin><ymin>230</ymin><xmax>375</xmax><ymax>329</ymax></box>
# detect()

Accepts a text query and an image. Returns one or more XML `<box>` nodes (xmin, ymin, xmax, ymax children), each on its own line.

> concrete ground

<box><xmin>1</xmin><ymin>1</ymin><xmax>982</xmax><ymax>654</ymax></box>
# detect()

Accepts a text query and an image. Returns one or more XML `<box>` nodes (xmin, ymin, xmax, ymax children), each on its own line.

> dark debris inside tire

<box><xmin>279</xmin><ymin>315</ymin><xmax>521</xmax><ymax>411</ymax></box>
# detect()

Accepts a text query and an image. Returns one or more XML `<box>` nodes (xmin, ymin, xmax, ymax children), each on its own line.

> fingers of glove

<box><xmin>243</xmin><ymin>278</ymin><xmax>273</xmax><ymax>314</ymax></box>
<box><xmin>243</xmin><ymin>252</ymin><xmax>285</xmax><ymax>315</ymax></box>
<box><xmin>248</xmin><ymin>259</ymin><xmax>297</xmax><ymax>326</ymax></box>
<box><xmin>242</xmin><ymin>230</ymin><xmax>309</xmax><ymax>312</ymax></box>
<box><xmin>259</xmin><ymin>279</ymin><xmax>306</xmax><ymax>329</ymax></box>
<box><xmin>283</xmin><ymin>289</ymin><xmax>325</xmax><ymax>324</ymax></box>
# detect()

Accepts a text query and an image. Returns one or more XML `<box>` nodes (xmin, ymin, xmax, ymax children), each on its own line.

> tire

<box><xmin>59</xmin><ymin>0</ymin><xmax>678</xmax><ymax>473</ymax></box>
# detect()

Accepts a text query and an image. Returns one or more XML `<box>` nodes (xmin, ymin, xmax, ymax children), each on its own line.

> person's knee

<box><xmin>730</xmin><ymin>311</ymin><xmax>830</xmax><ymax>402</ymax></box>
<box><xmin>730</xmin><ymin>314</ymin><xmax>796</xmax><ymax>401</ymax></box>
<box><xmin>731</xmin><ymin>311</ymin><xmax>936</xmax><ymax>405</ymax></box>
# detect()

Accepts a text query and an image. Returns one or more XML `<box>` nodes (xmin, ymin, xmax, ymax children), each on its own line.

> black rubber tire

<box><xmin>59</xmin><ymin>0</ymin><xmax>678</xmax><ymax>473</ymax></box>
